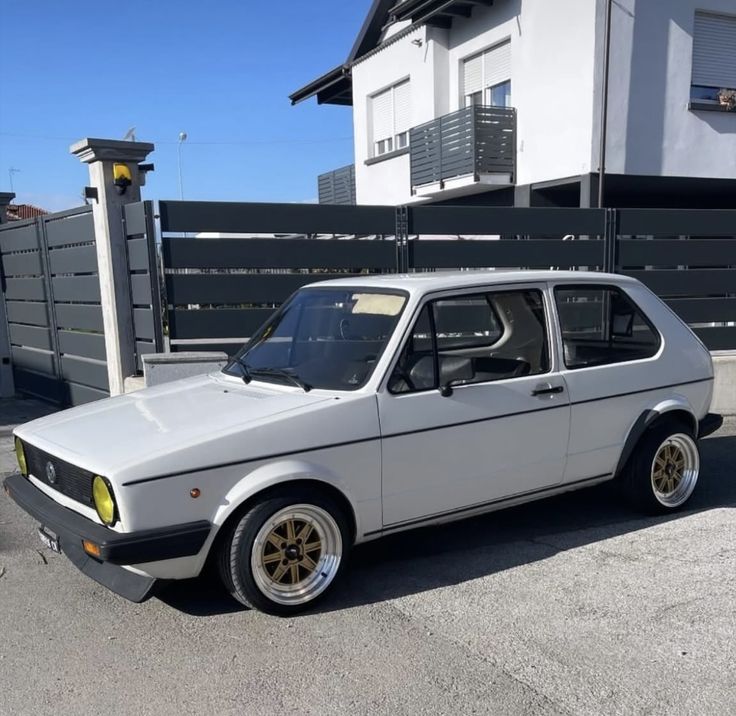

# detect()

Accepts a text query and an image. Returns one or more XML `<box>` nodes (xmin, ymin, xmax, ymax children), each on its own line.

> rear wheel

<box><xmin>218</xmin><ymin>489</ymin><xmax>350</xmax><ymax>616</ymax></box>
<box><xmin>622</xmin><ymin>422</ymin><xmax>700</xmax><ymax>514</ymax></box>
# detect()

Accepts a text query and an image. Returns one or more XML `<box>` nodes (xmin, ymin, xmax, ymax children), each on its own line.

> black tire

<box><xmin>621</xmin><ymin>420</ymin><xmax>700</xmax><ymax>515</ymax></box>
<box><xmin>217</xmin><ymin>488</ymin><xmax>351</xmax><ymax>616</ymax></box>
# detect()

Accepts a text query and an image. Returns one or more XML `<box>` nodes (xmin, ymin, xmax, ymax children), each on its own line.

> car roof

<box><xmin>304</xmin><ymin>270</ymin><xmax>638</xmax><ymax>297</ymax></box>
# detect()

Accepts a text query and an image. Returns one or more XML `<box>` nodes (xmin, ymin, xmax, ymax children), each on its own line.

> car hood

<box><xmin>15</xmin><ymin>373</ymin><xmax>335</xmax><ymax>482</ymax></box>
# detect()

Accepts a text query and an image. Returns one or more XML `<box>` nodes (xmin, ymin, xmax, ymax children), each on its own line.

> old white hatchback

<box><xmin>6</xmin><ymin>271</ymin><xmax>722</xmax><ymax>615</ymax></box>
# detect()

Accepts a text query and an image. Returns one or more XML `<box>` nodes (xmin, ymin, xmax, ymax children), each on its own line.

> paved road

<box><xmin>1</xmin><ymin>400</ymin><xmax>734</xmax><ymax>715</ymax></box>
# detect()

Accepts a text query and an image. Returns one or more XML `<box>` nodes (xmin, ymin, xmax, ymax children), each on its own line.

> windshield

<box><xmin>223</xmin><ymin>288</ymin><xmax>408</xmax><ymax>391</ymax></box>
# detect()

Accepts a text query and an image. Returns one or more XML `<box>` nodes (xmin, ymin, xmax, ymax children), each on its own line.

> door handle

<box><xmin>531</xmin><ymin>383</ymin><xmax>565</xmax><ymax>397</ymax></box>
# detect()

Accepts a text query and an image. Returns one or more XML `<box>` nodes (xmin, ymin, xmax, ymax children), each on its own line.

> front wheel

<box><xmin>218</xmin><ymin>489</ymin><xmax>350</xmax><ymax>616</ymax></box>
<box><xmin>622</xmin><ymin>423</ymin><xmax>700</xmax><ymax>514</ymax></box>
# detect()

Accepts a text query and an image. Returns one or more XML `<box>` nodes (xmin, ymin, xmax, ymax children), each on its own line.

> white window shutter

<box><xmin>372</xmin><ymin>88</ymin><xmax>393</xmax><ymax>142</ymax></box>
<box><xmin>462</xmin><ymin>53</ymin><xmax>483</xmax><ymax>97</ymax></box>
<box><xmin>393</xmin><ymin>81</ymin><xmax>412</xmax><ymax>134</ymax></box>
<box><xmin>484</xmin><ymin>40</ymin><xmax>511</xmax><ymax>89</ymax></box>
<box><xmin>692</xmin><ymin>12</ymin><xmax>736</xmax><ymax>88</ymax></box>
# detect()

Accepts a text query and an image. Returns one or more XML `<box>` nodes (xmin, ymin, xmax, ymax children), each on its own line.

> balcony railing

<box><xmin>318</xmin><ymin>164</ymin><xmax>356</xmax><ymax>205</ymax></box>
<box><xmin>409</xmin><ymin>105</ymin><xmax>516</xmax><ymax>190</ymax></box>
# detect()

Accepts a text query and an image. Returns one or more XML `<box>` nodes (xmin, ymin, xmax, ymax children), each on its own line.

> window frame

<box><xmin>385</xmin><ymin>285</ymin><xmax>553</xmax><ymax>396</ymax></box>
<box><xmin>553</xmin><ymin>283</ymin><xmax>663</xmax><ymax>372</ymax></box>
<box><xmin>370</xmin><ymin>79</ymin><xmax>411</xmax><ymax>159</ymax></box>
<box><xmin>690</xmin><ymin>10</ymin><xmax>736</xmax><ymax>105</ymax></box>
<box><xmin>461</xmin><ymin>39</ymin><xmax>512</xmax><ymax>109</ymax></box>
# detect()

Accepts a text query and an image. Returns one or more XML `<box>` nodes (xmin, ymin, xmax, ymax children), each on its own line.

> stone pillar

<box><xmin>0</xmin><ymin>192</ymin><xmax>16</xmax><ymax>397</ymax></box>
<box><xmin>70</xmin><ymin>138</ymin><xmax>154</xmax><ymax>396</ymax></box>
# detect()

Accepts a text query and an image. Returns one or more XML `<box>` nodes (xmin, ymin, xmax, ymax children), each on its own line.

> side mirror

<box><xmin>439</xmin><ymin>383</ymin><xmax>454</xmax><ymax>397</ymax></box>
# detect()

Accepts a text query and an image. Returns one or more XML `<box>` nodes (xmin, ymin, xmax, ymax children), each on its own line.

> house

<box><xmin>291</xmin><ymin>0</ymin><xmax>736</xmax><ymax>209</ymax></box>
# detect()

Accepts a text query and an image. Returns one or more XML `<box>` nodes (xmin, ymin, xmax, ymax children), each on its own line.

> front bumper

<box><xmin>3</xmin><ymin>474</ymin><xmax>211</xmax><ymax>602</ymax></box>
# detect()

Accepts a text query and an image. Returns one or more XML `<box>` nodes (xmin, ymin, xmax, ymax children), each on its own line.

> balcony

<box><xmin>318</xmin><ymin>164</ymin><xmax>356</xmax><ymax>205</ymax></box>
<box><xmin>409</xmin><ymin>105</ymin><xmax>516</xmax><ymax>198</ymax></box>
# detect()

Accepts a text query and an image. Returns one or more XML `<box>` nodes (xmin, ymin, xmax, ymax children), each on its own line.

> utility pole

<box><xmin>598</xmin><ymin>0</ymin><xmax>613</xmax><ymax>208</ymax></box>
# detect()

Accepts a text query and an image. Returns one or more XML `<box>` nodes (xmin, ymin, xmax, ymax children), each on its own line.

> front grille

<box><xmin>23</xmin><ymin>443</ymin><xmax>94</xmax><ymax>507</ymax></box>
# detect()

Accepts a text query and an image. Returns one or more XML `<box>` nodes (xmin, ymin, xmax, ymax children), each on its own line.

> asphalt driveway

<box><xmin>1</xmin><ymin>399</ymin><xmax>734</xmax><ymax>715</ymax></box>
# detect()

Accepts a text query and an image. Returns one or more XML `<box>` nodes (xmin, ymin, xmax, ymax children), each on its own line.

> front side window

<box><xmin>555</xmin><ymin>285</ymin><xmax>661</xmax><ymax>370</ymax></box>
<box><xmin>690</xmin><ymin>11</ymin><xmax>736</xmax><ymax>106</ymax></box>
<box><xmin>389</xmin><ymin>289</ymin><xmax>549</xmax><ymax>394</ymax></box>
<box><xmin>224</xmin><ymin>288</ymin><xmax>407</xmax><ymax>391</ymax></box>
<box><xmin>371</xmin><ymin>80</ymin><xmax>411</xmax><ymax>157</ymax></box>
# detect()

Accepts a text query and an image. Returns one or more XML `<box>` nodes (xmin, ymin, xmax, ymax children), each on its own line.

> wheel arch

<box><xmin>204</xmin><ymin>472</ymin><xmax>359</xmax><ymax>571</ymax></box>
<box><xmin>615</xmin><ymin>399</ymin><xmax>698</xmax><ymax>478</ymax></box>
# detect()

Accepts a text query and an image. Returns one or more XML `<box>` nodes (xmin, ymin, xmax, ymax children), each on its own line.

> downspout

<box><xmin>598</xmin><ymin>0</ymin><xmax>613</xmax><ymax>208</ymax></box>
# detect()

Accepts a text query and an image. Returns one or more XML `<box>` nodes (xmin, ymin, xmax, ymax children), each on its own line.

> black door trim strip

<box><xmin>365</xmin><ymin>473</ymin><xmax>613</xmax><ymax>536</ymax></box>
<box><xmin>122</xmin><ymin>376</ymin><xmax>712</xmax><ymax>487</ymax></box>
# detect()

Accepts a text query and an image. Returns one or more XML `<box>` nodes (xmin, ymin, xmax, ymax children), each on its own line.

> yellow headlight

<box><xmin>92</xmin><ymin>476</ymin><xmax>116</xmax><ymax>526</ymax></box>
<box><xmin>14</xmin><ymin>438</ymin><xmax>28</xmax><ymax>477</ymax></box>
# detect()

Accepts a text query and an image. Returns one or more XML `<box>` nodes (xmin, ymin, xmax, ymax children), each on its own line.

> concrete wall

<box><xmin>599</xmin><ymin>0</ymin><xmax>736</xmax><ymax>179</ymax></box>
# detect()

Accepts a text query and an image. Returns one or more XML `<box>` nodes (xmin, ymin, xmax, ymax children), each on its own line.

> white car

<box><xmin>5</xmin><ymin>271</ymin><xmax>722</xmax><ymax>615</ymax></box>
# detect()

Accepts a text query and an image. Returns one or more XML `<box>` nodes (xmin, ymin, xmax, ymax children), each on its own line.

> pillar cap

<box><xmin>70</xmin><ymin>138</ymin><xmax>154</xmax><ymax>164</ymax></box>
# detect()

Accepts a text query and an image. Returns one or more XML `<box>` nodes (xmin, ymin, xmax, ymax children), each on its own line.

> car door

<box><xmin>377</xmin><ymin>283</ymin><xmax>571</xmax><ymax>528</ymax></box>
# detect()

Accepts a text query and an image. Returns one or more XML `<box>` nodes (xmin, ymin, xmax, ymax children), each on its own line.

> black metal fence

<box><xmin>318</xmin><ymin>164</ymin><xmax>357</xmax><ymax>205</ymax></box>
<box><xmin>410</xmin><ymin>106</ymin><xmax>516</xmax><ymax>189</ymax></box>
<box><xmin>0</xmin><ymin>207</ymin><xmax>110</xmax><ymax>405</ymax></box>
<box><xmin>156</xmin><ymin>202</ymin><xmax>735</xmax><ymax>355</ymax></box>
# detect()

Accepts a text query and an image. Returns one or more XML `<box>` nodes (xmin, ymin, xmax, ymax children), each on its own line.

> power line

<box><xmin>0</xmin><ymin>131</ymin><xmax>353</xmax><ymax>146</ymax></box>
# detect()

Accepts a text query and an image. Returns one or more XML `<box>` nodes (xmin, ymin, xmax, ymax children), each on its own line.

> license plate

<box><xmin>38</xmin><ymin>526</ymin><xmax>61</xmax><ymax>554</ymax></box>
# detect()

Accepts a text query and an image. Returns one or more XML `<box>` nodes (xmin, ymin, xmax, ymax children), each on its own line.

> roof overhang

<box><xmin>289</xmin><ymin>64</ymin><xmax>353</xmax><ymax>106</ymax></box>
<box><xmin>390</xmin><ymin>0</ymin><xmax>495</xmax><ymax>29</ymax></box>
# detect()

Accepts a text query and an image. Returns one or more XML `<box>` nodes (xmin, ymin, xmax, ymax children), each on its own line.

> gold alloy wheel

<box><xmin>650</xmin><ymin>433</ymin><xmax>700</xmax><ymax>508</ymax></box>
<box><xmin>251</xmin><ymin>504</ymin><xmax>342</xmax><ymax>606</ymax></box>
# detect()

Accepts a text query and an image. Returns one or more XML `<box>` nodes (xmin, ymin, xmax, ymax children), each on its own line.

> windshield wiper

<box><xmin>248</xmin><ymin>367</ymin><xmax>312</xmax><ymax>392</ymax></box>
<box><xmin>231</xmin><ymin>357</ymin><xmax>252</xmax><ymax>384</ymax></box>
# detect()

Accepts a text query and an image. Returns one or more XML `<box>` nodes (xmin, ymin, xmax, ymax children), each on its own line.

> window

<box><xmin>690</xmin><ymin>11</ymin><xmax>736</xmax><ymax>105</ymax></box>
<box><xmin>371</xmin><ymin>80</ymin><xmax>411</xmax><ymax>157</ymax></box>
<box><xmin>224</xmin><ymin>288</ymin><xmax>408</xmax><ymax>391</ymax></box>
<box><xmin>462</xmin><ymin>40</ymin><xmax>511</xmax><ymax>108</ymax></box>
<box><xmin>554</xmin><ymin>286</ymin><xmax>661</xmax><ymax>370</ymax></box>
<box><xmin>389</xmin><ymin>290</ymin><xmax>549</xmax><ymax>394</ymax></box>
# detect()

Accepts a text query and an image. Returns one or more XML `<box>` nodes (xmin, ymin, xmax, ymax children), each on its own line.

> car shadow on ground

<box><xmin>158</xmin><ymin>433</ymin><xmax>736</xmax><ymax>617</ymax></box>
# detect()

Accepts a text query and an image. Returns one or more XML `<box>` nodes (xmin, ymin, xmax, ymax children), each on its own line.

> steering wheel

<box><xmin>339</xmin><ymin>318</ymin><xmax>350</xmax><ymax>340</ymax></box>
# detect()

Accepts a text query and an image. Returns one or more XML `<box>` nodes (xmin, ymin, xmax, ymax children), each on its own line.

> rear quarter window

<box><xmin>554</xmin><ymin>285</ymin><xmax>661</xmax><ymax>369</ymax></box>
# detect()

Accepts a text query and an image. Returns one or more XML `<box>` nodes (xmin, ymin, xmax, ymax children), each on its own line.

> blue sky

<box><xmin>0</xmin><ymin>0</ymin><xmax>370</xmax><ymax>210</ymax></box>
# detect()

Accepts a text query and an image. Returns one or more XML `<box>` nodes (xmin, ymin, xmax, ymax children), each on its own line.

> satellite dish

<box><xmin>122</xmin><ymin>127</ymin><xmax>137</xmax><ymax>142</ymax></box>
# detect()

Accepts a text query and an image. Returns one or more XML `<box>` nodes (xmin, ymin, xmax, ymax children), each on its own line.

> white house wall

<box><xmin>600</xmin><ymin>0</ymin><xmax>736</xmax><ymax>179</ymax></box>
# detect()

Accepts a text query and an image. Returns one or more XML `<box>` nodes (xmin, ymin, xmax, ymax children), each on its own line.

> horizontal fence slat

<box><xmin>49</xmin><ymin>244</ymin><xmax>98</xmax><ymax>274</ymax></box>
<box><xmin>133</xmin><ymin>308</ymin><xmax>155</xmax><ymax>340</ymax></box>
<box><xmin>411</xmin><ymin>239</ymin><xmax>604</xmax><ymax>269</ymax></box>
<box><xmin>666</xmin><ymin>297</ymin><xmax>736</xmax><ymax>324</ymax></box>
<box><xmin>64</xmin><ymin>382</ymin><xmax>109</xmax><ymax>406</ymax></box>
<box><xmin>624</xmin><ymin>269</ymin><xmax>736</xmax><ymax>296</ymax></box>
<box><xmin>60</xmin><ymin>356</ymin><xmax>109</xmax><ymax>391</ymax></box>
<box><xmin>408</xmin><ymin>207</ymin><xmax>606</xmax><ymax>236</ymax></box>
<box><xmin>12</xmin><ymin>368</ymin><xmax>63</xmax><ymax>404</ymax></box>
<box><xmin>5</xmin><ymin>300</ymin><xmax>48</xmax><ymax>327</ymax></box>
<box><xmin>52</xmin><ymin>275</ymin><xmax>101</xmax><ymax>302</ymax></box>
<box><xmin>9</xmin><ymin>324</ymin><xmax>52</xmax><ymax>351</ymax></box>
<box><xmin>11</xmin><ymin>346</ymin><xmax>55</xmax><ymax>374</ymax></box>
<box><xmin>5</xmin><ymin>278</ymin><xmax>46</xmax><ymax>301</ymax></box>
<box><xmin>618</xmin><ymin>239</ymin><xmax>736</xmax><ymax>267</ymax></box>
<box><xmin>44</xmin><ymin>210</ymin><xmax>94</xmax><ymax>247</ymax></box>
<box><xmin>58</xmin><ymin>330</ymin><xmax>107</xmax><ymax>361</ymax></box>
<box><xmin>0</xmin><ymin>223</ymin><xmax>38</xmax><ymax>253</ymax></box>
<box><xmin>618</xmin><ymin>209</ymin><xmax>736</xmax><ymax>237</ymax></box>
<box><xmin>127</xmin><ymin>237</ymin><xmax>150</xmax><ymax>270</ymax></box>
<box><xmin>55</xmin><ymin>304</ymin><xmax>104</xmax><ymax>331</ymax></box>
<box><xmin>165</xmin><ymin>273</ymin><xmax>352</xmax><ymax>306</ymax></box>
<box><xmin>159</xmin><ymin>201</ymin><xmax>396</xmax><ymax>235</ymax></box>
<box><xmin>691</xmin><ymin>326</ymin><xmax>736</xmax><ymax>351</ymax></box>
<box><xmin>162</xmin><ymin>238</ymin><xmax>397</xmax><ymax>270</ymax></box>
<box><xmin>1</xmin><ymin>251</ymin><xmax>42</xmax><ymax>276</ymax></box>
<box><xmin>171</xmin><ymin>308</ymin><xmax>274</xmax><ymax>339</ymax></box>
<box><xmin>131</xmin><ymin>273</ymin><xmax>152</xmax><ymax>304</ymax></box>
<box><xmin>124</xmin><ymin>202</ymin><xmax>147</xmax><ymax>236</ymax></box>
